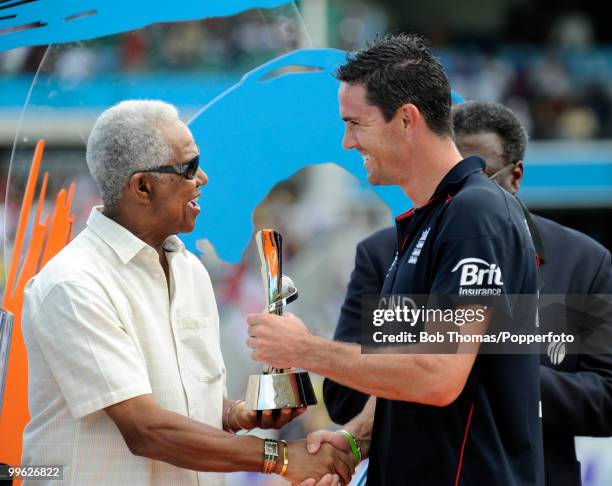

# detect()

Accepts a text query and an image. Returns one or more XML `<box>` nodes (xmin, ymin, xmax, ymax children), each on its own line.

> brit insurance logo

<box><xmin>451</xmin><ymin>258</ymin><xmax>504</xmax><ymax>296</ymax></box>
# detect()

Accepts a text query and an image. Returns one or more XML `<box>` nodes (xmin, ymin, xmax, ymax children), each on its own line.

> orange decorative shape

<box><xmin>40</xmin><ymin>185</ymin><xmax>73</xmax><ymax>268</ymax></box>
<box><xmin>1</xmin><ymin>139</ymin><xmax>77</xmax><ymax>475</ymax></box>
<box><xmin>3</xmin><ymin>140</ymin><xmax>45</xmax><ymax>310</ymax></box>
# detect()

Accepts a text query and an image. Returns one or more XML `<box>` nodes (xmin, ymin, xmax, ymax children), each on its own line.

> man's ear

<box><xmin>399</xmin><ymin>103</ymin><xmax>420</xmax><ymax>133</ymax></box>
<box><xmin>511</xmin><ymin>161</ymin><xmax>524</xmax><ymax>193</ymax></box>
<box><xmin>128</xmin><ymin>173</ymin><xmax>153</xmax><ymax>205</ymax></box>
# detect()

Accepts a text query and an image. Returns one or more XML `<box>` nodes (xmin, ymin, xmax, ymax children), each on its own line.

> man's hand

<box><xmin>283</xmin><ymin>440</ymin><xmax>355</xmax><ymax>486</ymax></box>
<box><xmin>305</xmin><ymin>429</ymin><xmax>370</xmax><ymax>464</ymax></box>
<box><xmin>305</xmin><ymin>430</ymin><xmax>351</xmax><ymax>455</ymax></box>
<box><xmin>229</xmin><ymin>401</ymin><xmax>306</xmax><ymax>431</ymax></box>
<box><xmin>297</xmin><ymin>430</ymin><xmax>353</xmax><ymax>486</ymax></box>
<box><xmin>246</xmin><ymin>312</ymin><xmax>315</xmax><ymax>369</ymax></box>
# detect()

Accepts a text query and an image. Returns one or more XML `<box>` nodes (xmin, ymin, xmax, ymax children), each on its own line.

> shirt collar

<box><xmin>87</xmin><ymin>206</ymin><xmax>185</xmax><ymax>264</ymax></box>
<box><xmin>432</xmin><ymin>156</ymin><xmax>486</xmax><ymax>197</ymax></box>
<box><xmin>394</xmin><ymin>156</ymin><xmax>485</xmax><ymax>223</ymax></box>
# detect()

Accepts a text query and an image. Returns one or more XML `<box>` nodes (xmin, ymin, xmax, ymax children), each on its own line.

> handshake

<box><xmin>236</xmin><ymin>334</ymin><xmax>360</xmax><ymax>484</ymax></box>
<box><xmin>282</xmin><ymin>430</ymin><xmax>363</xmax><ymax>486</ymax></box>
<box><xmin>226</xmin><ymin>401</ymin><xmax>365</xmax><ymax>485</ymax></box>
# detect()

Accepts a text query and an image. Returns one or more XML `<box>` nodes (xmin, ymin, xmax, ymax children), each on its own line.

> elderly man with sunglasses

<box><xmin>20</xmin><ymin>100</ymin><xmax>355</xmax><ymax>486</ymax></box>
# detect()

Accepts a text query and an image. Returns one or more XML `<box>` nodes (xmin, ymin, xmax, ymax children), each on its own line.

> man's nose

<box><xmin>196</xmin><ymin>168</ymin><xmax>208</xmax><ymax>186</ymax></box>
<box><xmin>342</xmin><ymin>125</ymin><xmax>357</xmax><ymax>150</ymax></box>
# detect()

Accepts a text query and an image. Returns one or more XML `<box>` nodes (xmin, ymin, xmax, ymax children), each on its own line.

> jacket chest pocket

<box><xmin>176</xmin><ymin>315</ymin><xmax>226</xmax><ymax>383</ymax></box>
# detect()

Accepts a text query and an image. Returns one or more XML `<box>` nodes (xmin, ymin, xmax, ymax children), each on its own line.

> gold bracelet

<box><xmin>279</xmin><ymin>440</ymin><xmax>288</xmax><ymax>476</ymax></box>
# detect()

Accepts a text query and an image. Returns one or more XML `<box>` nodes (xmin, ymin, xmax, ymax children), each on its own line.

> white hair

<box><xmin>86</xmin><ymin>100</ymin><xmax>180</xmax><ymax>208</ymax></box>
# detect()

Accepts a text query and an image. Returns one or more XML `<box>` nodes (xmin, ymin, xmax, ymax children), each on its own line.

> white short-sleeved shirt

<box><xmin>21</xmin><ymin>207</ymin><xmax>227</xmax><ymax>486</ymax></box>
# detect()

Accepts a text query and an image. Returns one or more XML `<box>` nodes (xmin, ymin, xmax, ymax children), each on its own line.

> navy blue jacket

<box><xmin>352</xmin><ymin>157</ymin><xmax>543</xmax><ymax>485</ymax></box>
<box><xmin>323</xmin><ymin>208</ymin><xmax>612</xmax><ymax>486</ymax></box>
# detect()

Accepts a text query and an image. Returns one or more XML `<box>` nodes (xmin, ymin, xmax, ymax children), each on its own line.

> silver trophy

<box><xmin>245</xmin><ymin>229</ymin><xmax>317</xmax><ymax>410</ymax></box>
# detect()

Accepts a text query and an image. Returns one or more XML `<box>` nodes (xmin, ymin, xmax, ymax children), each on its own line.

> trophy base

<box><xmin>245</xmin><ymin>370</ymin><xmax>317</xmax><ymax>410</ymax></box>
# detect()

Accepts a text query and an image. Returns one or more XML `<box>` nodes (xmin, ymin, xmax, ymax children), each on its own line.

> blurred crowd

<box><xmin>441</xmin><ymin>47</ymin><xmax>612</xmax><ymax>140</ymax></box>
<box><xmin>0</xmin><ymin>9</ymin><xmax>304</xmax><ymax>77</ymax></box>
<box><xmin>2</xmin><ymin>14</ymin><xmax>612</xmax><ymax>141</ymax></box>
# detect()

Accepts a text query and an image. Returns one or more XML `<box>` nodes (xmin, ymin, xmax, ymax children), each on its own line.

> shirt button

<box><xmin>154</xmin><ymin>272</ymin><xmax>162</xmax><ymax>279</ymax></box>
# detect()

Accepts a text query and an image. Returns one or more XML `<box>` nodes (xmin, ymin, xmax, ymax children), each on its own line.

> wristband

<box><xmin>279</xmin><ymin>440</ymin><xmax>289</xmax><ymax>476</ymax></box>
<box><xmin>339</xmin><ymin>429</ymin><xmax>362</xmax><ymax>465</ymax></box>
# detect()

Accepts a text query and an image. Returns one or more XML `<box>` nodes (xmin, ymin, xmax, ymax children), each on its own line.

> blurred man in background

<box><xmin>323</xmin><ymin>100</ymin><xmax>612</xmax><ymax>486</ymax></box>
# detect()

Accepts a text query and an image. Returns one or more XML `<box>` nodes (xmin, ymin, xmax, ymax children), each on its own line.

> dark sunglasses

<box><xmin>139</xmin><ymin>155</ymin><xmax>199</xmax><ymax>180</ymax></box>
